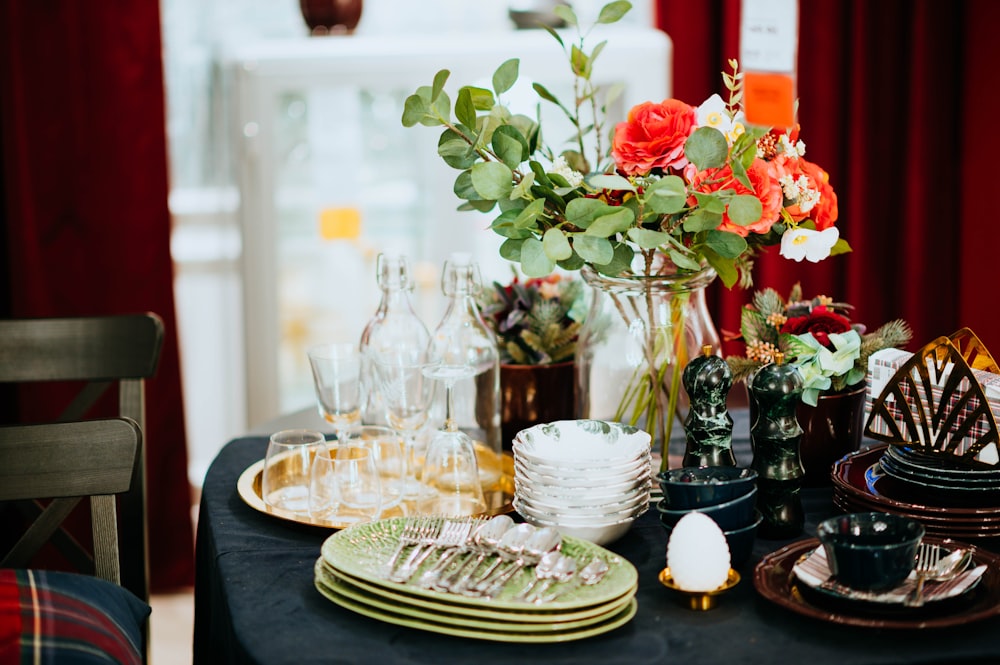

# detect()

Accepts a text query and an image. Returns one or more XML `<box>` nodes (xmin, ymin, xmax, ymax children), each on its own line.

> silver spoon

<box><xmin>436</xmin><ymin>515</ymin><xmax>514</xmax><ymax>592</ymax></box>
<box><xmin>525</xmin><ymin>552</ymin><xmax>577</xmax><ymax>603</ymax></box>
<box><xmin>514</xmin><ymin>550</ymin><xmax>564</xmax><ymax>601</ymax></box>
<box><xmin>904</xmin><ymin>547</ymin><xmax>972</xmax><ymax>607</ymax></box>
<box><xmin>542</xmin><ymin>557</ymin><xmax>610</xmax><ymax>602</ymax></box>
<box><xmin>481</xmin><ymin>526</ymin><xmax>562</xmax><ymax>598</ymax></box>
<box><xmin>465</xmin><ymin>523</ymin><xmax>536</xmax><ymax>595</ymax></box>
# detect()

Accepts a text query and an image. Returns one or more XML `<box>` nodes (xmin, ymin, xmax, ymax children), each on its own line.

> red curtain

<box><xmin>0</xmin><ymin>2</ymin><xmax>195</xmax><ymax>590</ymax></box>
<box><xmin>656</xmin><ymin>0</ymin><xmax>1000</xmax><ymax>356</ymax></box>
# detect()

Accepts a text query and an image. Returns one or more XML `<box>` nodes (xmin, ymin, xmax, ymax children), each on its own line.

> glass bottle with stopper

<box><xmin>749</xmin><ymin>352</ymin><xmax>805</xmax><ymax>539</ymax></box>
<box><xmin>359</xmin><ymin>251</ymin><xmax>431</xmax><ymax>427</ymax></box>
<box><xmin>428</xmin><ymin>253</ymin><xmax>502</xmax><ymax>487</ymax></box>
<box><xmin>682</xmin><ymin>344</ymin><xmax>736</xmax><ymax>467</ymax></box>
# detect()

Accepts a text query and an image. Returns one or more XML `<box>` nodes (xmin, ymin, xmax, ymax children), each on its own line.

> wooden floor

<box><xmin>150</xmin><ymin>587</ymin><xmax>195</xmax><ymax>665</ymax></box>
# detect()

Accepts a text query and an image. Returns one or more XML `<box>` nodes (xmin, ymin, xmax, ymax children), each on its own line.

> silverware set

<box><xmin>380</xmin><ymin>515</ymin><xmax>608</xmax><ymax>602</ymax></box>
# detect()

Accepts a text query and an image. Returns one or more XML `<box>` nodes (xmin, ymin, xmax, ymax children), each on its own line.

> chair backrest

<box><xmin>0</xmin><ymin>418</ymin><xmax>141</xmax><ymax>585</ymax></box>
<box><xmin>0</xmin><ymin>313</ymin><xmax>164</xmax><ymax>602</ymax></box>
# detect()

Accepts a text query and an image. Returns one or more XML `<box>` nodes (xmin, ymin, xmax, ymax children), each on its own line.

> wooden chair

<box><xmin>0</xmin><ymin>313</ymin><xmax>164</xmax><ymax>603</ymax></box>
<box><xmin>0</xmin><ymin>418</ymin><xmax>149</xmax><ymax>664</ymax></box>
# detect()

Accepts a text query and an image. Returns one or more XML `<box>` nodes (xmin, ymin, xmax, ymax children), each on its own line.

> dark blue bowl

<box><xmin>816</xmin><ymin>512</ymin><xmax>925</xmax><ymax>591</ymax></box>
<box><xmin>657</xmin><ymin>486</ymin><xmax>758</xmax><ymax>532</ymax></box>
<box><xmin>656</xmin><ymin>466</ymin><xmax>757</xmax><ymax>510</ymax></box>
<box><xmin>660</xmin><ymin>510</ymin><xmax>762</xmax><ymax>566</ymax></box>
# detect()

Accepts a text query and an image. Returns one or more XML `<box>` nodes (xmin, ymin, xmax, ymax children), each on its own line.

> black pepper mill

<box><xmin>682</xmin><ymin>345</ymin><xmax>736</xmax><ymax>467</ymax></box>
<box><xmin>750</xmin><ymin>352</ymin><xmax>805</xmax><ymax>539</ymax></box>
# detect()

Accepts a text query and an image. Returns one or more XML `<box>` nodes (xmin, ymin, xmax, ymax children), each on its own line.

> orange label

<box><xmin>318</xmin><ymin>207</ymin><xmax>362</xmax><ymax>240</ymax></box>
<box><xmin>743</xmin><ymin>72</ymin><xmax>796</xmax><ymax>128</ymax></box>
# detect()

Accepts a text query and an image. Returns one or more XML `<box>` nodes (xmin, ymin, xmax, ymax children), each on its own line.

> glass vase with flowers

<box><xmin>401</xmin><ymin>0</ymin><xmax>849</xmax><ymax>469</ymax></box>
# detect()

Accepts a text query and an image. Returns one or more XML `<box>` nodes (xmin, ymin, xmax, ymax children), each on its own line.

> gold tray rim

<box><xmin>236</xmin><ymin>452</ymin><xmax>516</xmax><ymax>529</ymax></box>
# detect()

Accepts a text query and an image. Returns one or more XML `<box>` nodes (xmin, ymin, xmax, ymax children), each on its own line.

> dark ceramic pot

<box><xmin>500</xmin><ymin>361</ymin><xmax>575</xmax><ymax>450</ymax></box>
<box><xmin>797</xmin><ymin>384</ymin><xmax>866</xmax><ymax>487</ymax></box>
<box><xmin>299</xmin><ymin>0</ymin><xmax>363</xmax><ymax>35</ymax></box>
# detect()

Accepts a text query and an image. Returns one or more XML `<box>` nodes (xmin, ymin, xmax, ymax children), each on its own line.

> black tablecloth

<box><xmin>194</xmin><ymin>435</ymin><xmax>1000</xmax><ymax>665</ymax></box>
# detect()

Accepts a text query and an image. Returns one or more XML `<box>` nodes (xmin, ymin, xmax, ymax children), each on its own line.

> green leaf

<box><xmin>532</xmin><ymin>82</ymin><xmax>561</xmax><ymax>106</ymax></box>
<box><xmin>492</xmin><ymin>125</ymin><xmax>528</xmax><ymax>169</ymax></box>
<box><xmin>458</xmin><ymin>199</ymin><xmax>497</xmax><ymax>212</ymax></box>
<box><xmin>520</xmin><ymin>238</ymin><xmax>555</xmax><ymax>276</ymax></box>
<box><xmin>437</xmin><ymin>129</ymin><xmax>477</xmax><ymax>170</ymax></box>
<box><xmin>529</xmin><ymin>161</ymin><xmax>553</xmax><ymax>188</ymax></box>
<box><xmin>702</xmin><ymin>247</ymin><xmax>738</xmax><ymax>288</ymax></box>
<box><xmin>594</xmin><ymin>242</ymin><xmax>634</xmax><ymax>276</ymax></box>
<box><xmin>401</xmin><ymin>94</ymin><xmax>429</xmax><ymax>127</ymax></box>
<box><xmin>682</xmin><ymin>208</ymin><xmax>722</xmax><ymax>232</ymax></box>
<box><xmin>627</xmin><ymin>227</ymin><xmax>671</xmax><ymax>249</ymax></box>
<box><xmin>552</xmin><ymin>4</ymin><xmax>577</xmax><ymax>26</ymax></box>
<box><xmin>543</xmin><ymin>228</ymin><xmax>572</xmax><ymax>261</ymax></box>
<box><xmin>541</xmin><ymin>24</ymin><xmax>565</xmax><ymax>48</ymax></box>
<box><xmin>557</xmin><ymin>253</ymin><xmax>585</xmax><ymax>271</ymax></box>
<box><xmin>727</xmin><ymin>194</ymin><xmax>763</xmax><ymax>226</ymax></box>
<box><xmin>570</xmin><ymin>45</ymin><xmax>588</xmax><ymax>77</ymax></box>
<box><xmin>741</xmin><ymin>308</ymin><xmax>772</xmax><ymax>344</ymax></box>
<box><xmin>431</xmin><ymin>69</ymin><xmax>449</xmax><ymax>102</ymax></box>
<box><xmin>514</xmin><ymin>198</ymin><xmax>546</xmax><ymax>228</ymax></box>
<box><xmin>684</xmin><ymin>127</ymin><xmax>729</xmax><ymax>170</ymax></box>
<box><xmin>590</xmin><ymin>41</ymin><xmax>608</xmax><ymax>66</ymax></box>
<box><xmin>471</xmin><ymin>162</ymin><xmax>514</xmax><ymax>200</ymax></box>
<box><xmin>493</xmin><ymin>59</ymin><xmax>519</xmax><ymax>95</ymax></box>
<box><xmin>705</xmin><ymin>229</ymin><xmax>748</xmax><ymax>258</ymax></box>
<box><xmin>490</xmin><ymin>209</ymin><xmax>528</xmax><ymax>238</ymax></box>
<box><xmin>430</xmin><ymin>88</ymin><xmax>451</xmax><ymax>126</ymax></box>
<box><xmin>573</xmin><ymin>235</ymin><xmax>614</xmax><ymax>265</ymax></box>
<box><xmin>499</xmin><ymin>238</ymin><xmax>525</xmax><ymax>261</ymax></box>
<box><xmin>588</xmin><ymin>173</ymin><xmax>635</xmax><ymax>192</ymax></box>
<box><xmin>597</xmin><ymin>1</ymin><xmax>632</xmax><ymax>24</ymax></box>
<box><xmin>510</xmin><ymin>171</ymin><xmax>535</xmax><ymax>200</ymax></box>
<box><xmin>454</xmin><ymin>170</ymin><xmax>480</xmax><ymax>200</ymax></box>
<box><xmin>565</xmin><ymin>197</ymin><xmax>612</xmax><ymax>229</ymax></box>
<box><xmin>830</xmin><ymin>237</ymin><xmax>853</xmax><ymax>256</ymax></box>
<box><xmin>464</xmin><ymin>86</ymin><xmax>496</xmax><ymax>111</ymax></box>
<box><xmin>455</xmin><ymin>88</ymin><xmax>477</xmax><ymax>130</ymax></box>
<box><xmin>668</xmin><ymin>249</ymin><xmax>703</xmax><ymax>271</ymax></box>
<box><xmin>586</xmin><ymin>208</ymin><xmax>634</xmax><ymax>237</ymax></box>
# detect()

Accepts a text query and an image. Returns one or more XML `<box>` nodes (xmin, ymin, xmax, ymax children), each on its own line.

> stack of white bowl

<box><xmin>511</xmin><ymin>420</ymin><xmax>652</xmax><ymax>546</ymax></box>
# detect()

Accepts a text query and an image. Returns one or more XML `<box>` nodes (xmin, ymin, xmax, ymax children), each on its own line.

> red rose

<box><xmin>611</xmin><ymin>99</ymin><xmax>696</xmax><ymax>176</ymax></box>
<box><xmin>780</xmin><ymin>306</ymin><xmax>852</xmax><ymax>347</ymax></box>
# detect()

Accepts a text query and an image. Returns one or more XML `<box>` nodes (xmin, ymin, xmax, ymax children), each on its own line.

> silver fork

<box><xmin>391</xmin><ymin>519</ymin><xmax>470</xmax><ymax>584</ymax></box>
<box><xmin>904</xmin><ymin>543</ymin><xmax>941</xmax><ymax>608</ymax></box>
<box><xmin>384</xmin><ymin>518</ymin><xmax>439</xmax><ymax>580</ymax></box>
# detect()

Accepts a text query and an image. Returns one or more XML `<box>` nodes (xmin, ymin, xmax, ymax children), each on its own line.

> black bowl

<box><xmin>660</xmin><ymin>510</ymin><xmax>763</xmax><ymax>567</ymax></box>
<box><xmin>657</xmin><ymin>486</ymin><xmax>758</xmax><ymax>532</ymax></box>
<box><xmin>656</xmin><ymin>466</ymin><xmax>757</xmax><ymax>510</ymax></box>
<box><xmin>816</xmin><ymin>512</ymin><xmax>925</xmax><ymax>591</ymax></box>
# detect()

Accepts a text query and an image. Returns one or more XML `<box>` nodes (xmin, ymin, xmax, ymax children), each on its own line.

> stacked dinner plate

<box><xmin>831</xmin><ymin>444</ymin><xmax>1000</xmax><ymax>543</ymax></box>
<box><xmin>313</xmin><ymin>516</ymin><xmax>639</xmax><ymax>643</ymax></box>
<box><xmin>511</xmin><ymin>420</ymin><xmax>652</xmax><ymax>546</ymax></box>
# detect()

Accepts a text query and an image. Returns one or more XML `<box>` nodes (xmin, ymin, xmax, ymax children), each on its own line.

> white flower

<box><xmin>695</xmin><ymin>94</ymin><xmax>745</xmax><ymax>144</ymax></box>
<box><xmin>780</xmin><ymin>227</ymin><xmax>839</xmax><ymax>263</ymax></box>
<box><xmin>550</xmin><ymin>155</ymin><xmax>584</xmax><ymax>188</ymax></box>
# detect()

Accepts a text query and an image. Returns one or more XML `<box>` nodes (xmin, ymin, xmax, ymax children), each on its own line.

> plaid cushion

<box><xmin>0</xmin><ymin>569</ymin><xmax>149</xmax><ymax>665</ymax></box>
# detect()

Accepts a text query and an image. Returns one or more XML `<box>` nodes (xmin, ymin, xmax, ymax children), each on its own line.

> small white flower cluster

<box><xmin>550</xmin><ymin>155</ymin><xmax>584</xmax><ymax>188</ymax></box>
<box><xmin>778</xmin><ymin>134</ymin><xmax>806</xmax><ymax>159</ymax></box>
<box><xmin>779</xmin><ymin>174</ymin><xmax>821</xmax><ymax>214</ymax></box>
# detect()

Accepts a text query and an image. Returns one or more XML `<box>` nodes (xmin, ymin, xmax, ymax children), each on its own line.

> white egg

<box><xmin>666</xmin><ymin>512</ymin><xmax>731</xmax><ymax>592</ymax></box>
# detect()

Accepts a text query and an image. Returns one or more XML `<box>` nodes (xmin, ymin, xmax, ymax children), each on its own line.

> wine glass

<box><xmin>308</xmin><ymin>444</ymin><xmax>382</xmax><ymax>525</ymax></box>
<box><xmin>307</xmin><ymin>343</ymin><xmax>362</xmax><ymax>437</ymax></box>
<box><xmin>371</xmin><ymin>351</ymin><xmax>437</xmax><ymax>499</ymax></box>
<box><xmin>415</xmin><ymin>364</ymin><xmax>486</xmax><ymax>516</ymax></box>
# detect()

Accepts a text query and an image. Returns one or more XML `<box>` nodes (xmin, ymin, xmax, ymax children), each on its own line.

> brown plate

<box><xmin>753</xmin><ymin>537</ymin><xmax>1000</xmax><ymax>629</ymax></box>
<box><xmin>832</xmin><ymin>446</ymin><xmax>1000</xmax><ymax>518</ymax></box>
<box><xmin>831</xmin><ymin>492</ymin><xmax>1000</xmax><ymax>536</ymax></box>
<box><xmin>237</xmin><ymin>448</ymin><xmax>515</xmax><ymax>529</ymax></box>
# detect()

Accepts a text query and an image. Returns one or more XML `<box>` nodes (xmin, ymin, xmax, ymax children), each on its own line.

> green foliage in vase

<box><xmin>479</xmin><ymin>272</ymin><xmax>586</xmax><ymax>365</ymax></box>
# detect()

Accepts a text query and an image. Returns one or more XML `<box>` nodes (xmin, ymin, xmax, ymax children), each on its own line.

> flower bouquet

<box><xmin>402</xmin><ymin>0</ymin><xmax>849</xmax><ymax>466</ymax></box>
<box><xmin>726</xmin><ymin>283</ymin><xmax>912</xmax><ymax>405</ymax></box>
<box><xmin>478</xmin><ymin>272</ymin><xmax>587</xmax><ymax>366</ymax></box>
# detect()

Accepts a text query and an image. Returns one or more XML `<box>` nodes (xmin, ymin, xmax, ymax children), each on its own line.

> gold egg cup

<box><xmin>658</xmin><ymin>567</ymin><xmax>741</xmax><ymax>610</ymax></box>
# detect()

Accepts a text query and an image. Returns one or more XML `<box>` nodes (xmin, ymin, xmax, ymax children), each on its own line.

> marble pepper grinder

<box><xmin>749</xmin><ymin>352</ymin><xmax>805</xmax><ymax>539</ymax></box>
<box><xmin>682</xmin><ymin>345</ymin><xmax>736</xmax><ymax>467</ymax></box>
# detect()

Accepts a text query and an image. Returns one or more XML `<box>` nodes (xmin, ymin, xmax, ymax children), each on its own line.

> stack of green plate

<box><xmin>314</xmin><ymin>517</ymin><xmax>639</xmax><ymax>642</ymax></box>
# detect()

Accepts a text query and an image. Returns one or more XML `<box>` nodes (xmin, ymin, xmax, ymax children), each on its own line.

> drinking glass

<box><xmin>307</xmin><ymin>342</ymin><xmax>362</xmax><ymax>436</ymax></box>
<box><xmin>372</xmin><ymin>351</ymin><xmax>437</xmax><ymax>499</ymax></box>
<box><xmin>337</xmin><ymin>425</ymin><xmax>406</xmax><ymax>510</ymax></box>
<box><xmin>416</xmin><ymin>364</ymin><xmax>486</xmax><ymax>516</ymax></box>
<box><xmin>262</xmin><ymin>429</ymin><xmax>328</xmax><ymax>516</ymax></box>
<box><xmin>309</xmin><ymin>445</ymin><xmax>382</xmax><ymax>524</ymax></box>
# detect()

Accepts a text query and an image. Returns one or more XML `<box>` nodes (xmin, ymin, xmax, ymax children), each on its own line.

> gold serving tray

<box><xmin>237</xmin><ymin>445</ymin><xmax>515</xmax><ymax>529</ymax></box>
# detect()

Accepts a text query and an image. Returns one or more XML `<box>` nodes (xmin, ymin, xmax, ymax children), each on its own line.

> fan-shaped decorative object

<box><xmin>864</xmin><ymin>334</ymin><xmax>999</xmax><ymax>467</ymax></box>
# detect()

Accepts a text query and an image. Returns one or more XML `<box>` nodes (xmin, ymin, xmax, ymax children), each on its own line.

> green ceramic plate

<box><xmin>314</xmin><ymin>561</ymin><xmax>635</xmax><ymax>632</ymax></box>
<box><xmin>319</xmin><ymin>517</ymin><xmax>638</xmax><ymax>611</ymax></box>
<box><xmin>315</xmin><ymin>558</ymin><xmax>636</xmax><ymax>623</ymax></box>
<box><xmin>314</xmin><ymin>573</ymin><xmax>638</xmax><ymax>643</ymax></box>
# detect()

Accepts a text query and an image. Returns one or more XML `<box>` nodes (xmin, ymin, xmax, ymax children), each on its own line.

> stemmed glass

<box><xmin>371</xmin><ymin>351</ymin><xmax>437</xmax><ymax>499</ymax></box>
<box><xmin>415</xmin><ymin>364</ymin><xmax>486</xmax><ymax>516</ymax></box>
<box><xmin>307</xmin><ymin>343</ymin><xmax>362</xmax><ymax>437</ymax></box>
